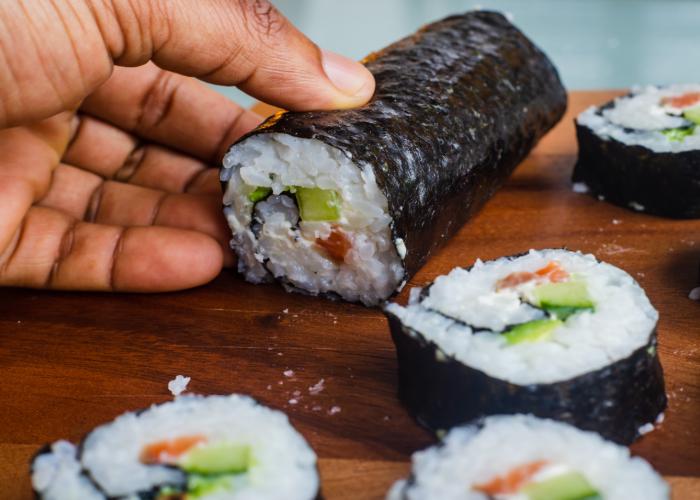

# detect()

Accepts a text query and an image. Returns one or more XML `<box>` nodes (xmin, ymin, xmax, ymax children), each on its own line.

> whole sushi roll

<box><xmin>31</xmin><ymin>395</ymin><xmax>319</xmax><ymax>499</ymax></box>
<box><xmin>574</xmin><ymin>84</ymin><xmax>700</xmax><ymax>218</ymax></box>
<box><xmin>384</xmin><ymin>249</ymin><xmax>666</xmax><ymax>444</ymax></box>
<box><xmin>387</xmin><ymin>415</ymin><xmax>669</xmax><ymax>500</ymax></box>
<box><xmin>221</xmin><ymin>11</ymin><xmax>566</xmax><ymax>306</ymax></box>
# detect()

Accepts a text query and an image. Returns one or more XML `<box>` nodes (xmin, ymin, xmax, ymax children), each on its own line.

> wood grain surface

<box><xmin>0</xmin><ymin>92</ymin><xmax>698</xmax><ymax>499</ymax></box>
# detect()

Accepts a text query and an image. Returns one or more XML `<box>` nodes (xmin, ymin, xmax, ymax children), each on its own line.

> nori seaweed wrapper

<box><xmin>223</xmin><ymin>10</ymin><xmax>566</xmax><ymax>286</ymax></box>
<box><xmin>385</xmin><ymin>307</ymin><xmax>667</xmax><ymax>446</ymax></box>
<box><xmin>573</xmin><ymin>100</ymin><xmax>700</xmax><ymax>219</ymax></box>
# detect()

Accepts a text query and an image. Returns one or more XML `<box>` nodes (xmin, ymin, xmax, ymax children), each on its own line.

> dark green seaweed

<box><xmin>573</xmin><ymin>104</ymin><xmax>700</xmax><ymax>218</ymax></box>
<box><xmin>385</xmin><ymin>309</ymin><xmax>667</xmax><ymax>446</ymax></box>
<box><xmin>222</xmin><ymin>11</ymin><xmax>566</xmax><ymax>288</ymax></box>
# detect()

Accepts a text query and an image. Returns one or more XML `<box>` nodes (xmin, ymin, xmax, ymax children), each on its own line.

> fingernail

<box><xmin>321</xmin><ymin>50</ymin><xmax>374</xmax><ymax>98</ymax></box>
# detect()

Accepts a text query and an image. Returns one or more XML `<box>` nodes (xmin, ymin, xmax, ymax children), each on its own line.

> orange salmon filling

<box><xmin>316</xmin><ymin>226</ymin><xmax>352</xmax><ymax>263</ymax></box>
<box><xmin>140</xmin><ymin>435</ymin><xmax>207</xmax><ymax>464</ymax></box>
<box><xmin>496</xmin><ymin>261</ymin><xmax>569</xmax><ymax>290</ymax></box>
<box><xmin>475</xmin><ymin>460</ymin><xmax>548</xmax><ymax>495</ymax></box>
<box><xmin>661</xmin><ymin>92</ymin><xmax>700</xmax><ymax>109</ymax></box>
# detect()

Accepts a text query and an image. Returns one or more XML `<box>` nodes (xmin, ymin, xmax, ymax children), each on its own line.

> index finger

<box><xmin>81</xmin><ymin>63</ymin><xmax>263</xmax><ymax>163</ymax></box>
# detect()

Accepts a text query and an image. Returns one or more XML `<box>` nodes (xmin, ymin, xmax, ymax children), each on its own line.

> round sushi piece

<box><xmin>31</xmin><ymin>394</ymin><xmax>319</xmax><ymax>500</ymax></box>
<box><xmin>574</xmin><ymin>84</ymin><xmax>700</xmax><ymax>218</ymax></box>
<box><xmin>221</xmin><ymin>11</ymin><xmax>566</xmax><ymax>306</ymax></box>
<box><xmin>383</xmin><ymin>249</ymin><xmax>666</xmax><ymax>444</ymax></box>
<box><xmin>387</xmin><ymin>415</ymin><xmax>669</xmax><ymax>500</ymax></box>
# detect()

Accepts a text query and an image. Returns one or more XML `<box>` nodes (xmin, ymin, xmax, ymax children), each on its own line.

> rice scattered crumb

<box><xmin>597</xmin><ymin>194</ymin><xmax>606</xmax><ymax>201</ymax></box>
<box><xmin>638</xmin><ymin>422</ymin><xmax>655</xmax><ymax>435</ymax></box>
<box><xmin>383</xmin><ymin>416</ymin><xmax>390</xmax><ymax>421</ymax></box>
<box><xmin>266</xmin><ymin>385</ymin><xmax>272</xmax><ymax>390</ymax></box>
<box><xmin>167</xmin><ymin>375</ymin><xmax>190</xmax><ymax>396</ymax></box>
<box><xmin>292</xmin><ymin>390</ymin><xmax>301</xmax><ymax>397</ymax></box>
<box><xmin>282</xmin><ymin>308</ymin><xmax>289</xmax><ymax>314</ymax></box>
<box><xmin>629</xmin><ymin>201</ymin><xmax>645</xmax><ymax>211</ymax></box>
<box><xmin>312</xmin><ymin>405</ymin><xmax>322</xmax><ymax>412</ymax></box>
<box><xmin>328</xmin><ymin>406</ymin><xmax>341</xmax><ymax>416</ymax></box>
<box><xmin>572</xmin><ymin>182</ymin><xmax>589</xmax><ymax>193</ymax></box>
<box><xmin>637</xmin><ymin>272</ymin><xmax>646</xmax><ymax>278</ymax></box>
<box><xmin>278</xmin><ymin>380</ymin><xmax>284</xmax><ymax>385</ymax></box>
<box><xmin>612</xmin><ymin>219</ymin><xmax>621</xmax><ymax>225</ymax></box>
<box><xmin>277</xmin><ymin>352</ymin><xmax>283</xmax><ymax>356</ymax></box>
<box><xmin>289</xmin><ymin>398</ymin><xmax>298</xmax><ymax>405</ymax></box>
<box><xmin>655</xmin><ymin>412</ymin><xmax>665</xmax><ymax>424</ymax></box>
<box><xmin>689</xmin><ymin>287</ymin><xmax>700</xmax><ymax>301</ymax></box>
<box><xmin>283</xmin><ymin>369</ymin><xmax>295</xmax><ymax>378</ymax></box>
<box><xmin>309</xmin><ymin>379</ymin><xmax>325</xmax><ymax>395</ymax></box>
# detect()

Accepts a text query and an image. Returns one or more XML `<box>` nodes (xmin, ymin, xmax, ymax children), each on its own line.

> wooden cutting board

<box><xmin>0</xmin><ymin>92</ymin><xmax>698</xmax><ymax>499</ymax></box>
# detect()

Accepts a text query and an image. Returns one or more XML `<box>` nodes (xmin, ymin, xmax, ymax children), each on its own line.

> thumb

<box><xmin>104</xmin><ymin>0</ymin><xmax>376</xmax><ymax>111</ymax></box>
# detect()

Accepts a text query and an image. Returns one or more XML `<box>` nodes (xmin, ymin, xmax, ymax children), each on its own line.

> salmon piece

<box><xmin>475</xmin><ymin>460</ymin><xmax>548</xmax><ymax>495</ymax></box>
<box><xmin>496</xmin><ymin>261</ymin><xmax>569</xmax><ymax>290</ymax></box>
<box><xmin>140</xmin><ymin>435</ymin><xmax>207</xmax><ymax>464</ymax></box>
<box><xmin>316</xmin><ymin>226</ymin><xmax>352</xmax><ymax>263</ymax></box>
<box><xmin>661</xmin><ymin>92</ymin><xmax>700</xmax><ymax>109</ymax></box>
<box><xmin>496</xmin><ymin>271</ymin><xmax>537</xmax><ymax>290</ymax></box>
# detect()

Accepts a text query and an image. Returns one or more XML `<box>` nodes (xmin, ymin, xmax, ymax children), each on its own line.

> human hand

<box><xmin>0</xmin><ymin>0</ymin><xmax>374</xmax><ymax>292</ymax></box>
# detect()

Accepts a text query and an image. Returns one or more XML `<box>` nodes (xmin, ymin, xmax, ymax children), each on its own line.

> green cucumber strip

<box><xmin>661</xmin><ymin>125</ymin><xmax>696</xmax><ymax>142</ymax></box>
<box><xmin>503</xmin><ymin>319</ymin><xmax>562</xmax><ymax>345</ymax></box>
<box><xmin>295</xmin><ymin>187</ymin><xmax>340</xmax><ymax>221</ymax></box>
<box><xmin>248</xmin><ymin>186</ymin><xmax>272</xmax><ymax>203</ymax></box>
<box><xmin>534</xmin><ymin>280</ymin><xmax>594</xmax><ymax>310</ymax></box>
<box><xmin>187</xmin><ymin>474</ymin><xmax>237</xmax><ymax>498</ymax></box>
<box><xmin>181</xmin><ymin>443</ymin><xmax>251</xmax><ymax>474</ymax></box>
<box><xmin>684</xmin><ymin>106</ymin><xmax>700</xmax><ymax>125</ymax></box>
<box><xmin>522</xmin><ymin>471</ymin><xmax>600</xmax><ymax>500</ymax></box>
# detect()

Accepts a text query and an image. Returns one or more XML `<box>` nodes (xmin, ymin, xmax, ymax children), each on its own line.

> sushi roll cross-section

<box><xmin>574</xmin><ymin>84</ymin><xmax>700</xmax><ymax>218</ymax></box>
<box><xmin>221</xmin><ymin>11</ymin><xmax>566</xmax><ymax>305</ymax></box>
<box><xmin>31</xmin><ymin>395</ymin><xmax>319</xmax><ymax>500</ymax></box>
<box><xmin>387</xmin><ymin>415</ymin><xmax>669</xmax><ymax>500</ymax></box>
<box><xmin>384</xmin><ymin>249</ymin><xmax>666</xmax><ymax>444</ymax></box>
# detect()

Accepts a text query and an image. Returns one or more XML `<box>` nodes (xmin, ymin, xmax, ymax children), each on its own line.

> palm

<box><xmin>0</xmin><ymin>64</ymin><xmax>261</xmax><ymax>291</ymax></box>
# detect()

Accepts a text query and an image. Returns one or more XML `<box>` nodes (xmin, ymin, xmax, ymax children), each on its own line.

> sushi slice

<box><xmin>384</xmin><ymin>249</ymin><xmax>666</xmax><ymax>444</ymax></box>
<box><xmin>31</xmin><ymin>395</ymin><xmax>319</xmax><ymax>499</ymax></box>
<box><xmin>387</xmin><ymin>415</ymin><xmax>669</xmax><ymax>500</ymax></box>
<box><xmin>574</xmin><ymin>84</ymin><xmax>700</xmax><ymax>218</ymax></box>
<box><xmin>220</xmin><ymin>11</ymin><xmax>566</xmax><ymax>306</ymax></box>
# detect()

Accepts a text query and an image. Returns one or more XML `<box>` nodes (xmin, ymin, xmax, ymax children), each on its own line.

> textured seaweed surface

<box><xmin>386</xmin><ymin>311</ymin><xmax>667</xmax><ymax>445</ymax></box>
<box><xmin>574</xmin><ymin>119</ymin><xmax>700</xmax><ymax>219</ymax></box>
<box><xmin>224</xmin><ymin>11</ymin><xmax>566</xmax><ymax>283</ymax></box>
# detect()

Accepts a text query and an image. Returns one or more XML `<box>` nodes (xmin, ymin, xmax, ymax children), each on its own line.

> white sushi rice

<box><xmin>387</xmin><ymin>415</ymin><xmax>669</xmax><ymax>500</ymax></box>
<box><xmin>222</xmin><ymin>133</ymin><xmax>404</xmax><ymax>306</ymax></box>
<box><xmin>79</xmin><ymin>394</ymin><xmax>318</xmax><ymax>499</ymax></box>
<box><xmin>577</xmin><ymin>83</ymin><xmax>700</xmax><ymax>153</ymax></box>
<box><xmin>33</xmin><ymin>395</ymin><xmax>318</xmax><ymax>500</ymax></box>
<box><xmin>385</xmin><ymin>249</ymin><xmax>658</xmax><ymax>384</ymax></box>
<box><xmin>32</xmin><ymin>441</ymin><xmax>103</xmax><ymax>500</ymax></box>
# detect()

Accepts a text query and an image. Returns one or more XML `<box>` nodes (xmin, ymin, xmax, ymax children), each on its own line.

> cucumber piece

<box><xmin>684</xmin><ymin>106</ymin><xmax>700</xmax><ymax>125</ymax></box>
<box><xmin>661</xmin><ymin>125</ymin><xmax>696</xmax><ymax>142</ymax></box>
<box><xmin>503</xmin><ymin>319</ymin><xmax>562</xmax><ymax>345</ymax></box>
<box><xmin>248</xmin><ymin>186</ymin><xmax>272</xmax><ymax>203</ymax></box>
<box><xmin>522</xmin><ymin>471</ymin><xmax>600</xmax><ymax>500</ymax></box>
<box><xmin>534</xmin><ymin>281</ymin><xmax>594</xmax><ymax>310</ymax></box>
<box><xmin>181</xmin><ymin>442</ymin><xmax>250</xmax><ymax>474</ymax></box>
<box><xmin>187</xmin><ymin>474</ymin><xmax>237</xmax><ymax>498</ymax></box>
<box><xmin>295</xmin><ymin>187</ymin><xmax>340</xmax><ymax>221</ymax></box>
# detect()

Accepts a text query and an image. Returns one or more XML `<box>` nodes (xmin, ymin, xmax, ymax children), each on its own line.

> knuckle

<box><xmin>136</xmin><ymin>70</ymin><xmax>179</xmax><ymax>131</ymax></box>
<box><xmin>239</xmin><ymin>0</ymin><xmax>286</xmax><ymax>38</ymax></box>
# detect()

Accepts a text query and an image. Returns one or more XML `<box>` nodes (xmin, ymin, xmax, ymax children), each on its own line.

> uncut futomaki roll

<box><xmin>574</xmin><ymin>84</ymin><xmax>700</xmax><ymax>218</ymax></box>
<box><xmin>387</xmin><ymin>415</ymin><xmax>669</xmax><ymax>500</ymax></box>
<box><xmin>220</xmin><ymin>11</ymin><xmax>566</xmax><ymax>306</ymax></box>
<box><xmin>383</xmin><ymin>249</ymin><xmax>667</xmax><ymax>444</ymax></box>
<box><xmin>31</xmin><ymin>395</ymin><xmax>319</xmax><ymax>500</ymax></box>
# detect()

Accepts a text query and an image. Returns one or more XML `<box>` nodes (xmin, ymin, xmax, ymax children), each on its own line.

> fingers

<box><xmin>0</xmin><ymin>206</ymin><xmax>222</xmax><ymax>291</ymax></box>
<box><xmin>37</xmin><ymin>172</ymin><xmax>232</xmax><ymax>265</ymax></box>
<box><xmin>64</xmin><ymin>115</ymin><xmax>221</xmax><ymax>194</ymax></box>
<box><xmin>81</xmin><ymin>64</ymin><xmax>262</xmax><ymax>162</ymax></box>
<box><xmin>94</xmin><ymin>0</ymin><xmax>375</xmax><ymax>111</ymax></box>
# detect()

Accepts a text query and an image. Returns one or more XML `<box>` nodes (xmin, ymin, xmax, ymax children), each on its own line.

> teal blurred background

<box><xmin>212</xmin><ymin>0</ymin><xmax>699</xmax><ymax>106</ymax></box>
